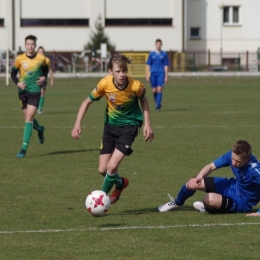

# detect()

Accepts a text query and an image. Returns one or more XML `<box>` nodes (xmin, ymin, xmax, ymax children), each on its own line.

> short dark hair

<box><xmin>232</xmin><ymin>140</ymin><xmax>252</xmax><ymax>160</ymax></box>
<box><xmin>108</xmin><ymin>53</ymin><xmax>131</xmax><ymax>71</ymax></box>
<box><xmin>25</xmin><ymin>35</ymin><xmax>37</xmax><ymax>44</ymax></box>
<box><xmin>37</xmin><ymin>46</ymin><xmax>45</xmax><ymax>52</ymax></box>
<box><xmin>155</xmin><ymin>39</ymin><xmax>162</xmax><ymax>44</ymax></box>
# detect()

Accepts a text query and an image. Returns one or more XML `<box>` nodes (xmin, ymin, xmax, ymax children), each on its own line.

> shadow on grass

<box><xmin>115</xmin><ymin>206</ymin><xmax>197</xmax><ymax>215</ymax></box>
<box><xmin>46</xmin><ymin>149</ymin><xmax>99</xmax><ymax>155</ymax></box>
<box><xmin>44</xmin><ymin>110</ymin><xmax>75</xmax><ymax>115</ymax></box>
<box><xmin>159</xmin><ymin>108</ymin><xmax>194</xmax><ymax>112</ymax></box>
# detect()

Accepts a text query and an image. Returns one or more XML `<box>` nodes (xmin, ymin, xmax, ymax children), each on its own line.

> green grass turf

<box><xmin>0</xmin><ymin>76</ymin><xmax>260</xmax><ymax>259</ymax></box>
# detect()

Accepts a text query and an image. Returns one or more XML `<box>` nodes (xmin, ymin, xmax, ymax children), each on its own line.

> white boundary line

<box><xmin>2</xmin><ymin>125</ymin><xmax>260</xmax><ymax>129</ymax></box>
<box><xmin>1</xmin><ymin>222</ymin><xmax>260</xmax><ymax>234</ymax></box>
<box><xmin>2</xmin><ymin>72</ymin><xmax>260</xmax><ymax>78</ymax></box>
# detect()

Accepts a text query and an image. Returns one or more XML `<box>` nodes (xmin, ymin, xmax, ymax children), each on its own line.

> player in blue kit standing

<box><xmin>158</xmin><ymin>140</ymin><xmax>260</xmax><ymax>214</ymax></box>
<box><xmin>146</xmin><ymin>39</ymin><xmax>169</xmax><ymax>111</ymax></box>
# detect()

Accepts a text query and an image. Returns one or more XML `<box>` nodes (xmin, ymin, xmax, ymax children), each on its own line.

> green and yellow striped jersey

<box><xmin>12</xmin><ymin>53</ymin><xmax>47</xmax><ymax>93</ymax></box>
<box><xmin>89</xmin><ymin>75</ymin><xmax>146</xmax><ymax>127</ymax></box>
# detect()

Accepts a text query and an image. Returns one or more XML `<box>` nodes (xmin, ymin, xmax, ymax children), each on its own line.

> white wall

<box><xmin>0</xmin><ymin>0</ymin><xmax>181</xmax><ymax>52</ymax></box>
<box><xmin>21</xmin><ymin>0</ymin><xmax>90</xmax><ymax>18</ymax></box>
<box><xmin>1</xmin><ymin>0</ymin><xmax>260</xmax><ymax>53</ymax></box>
<box><xmin>106</xmin><ymin>0</ymin><xmax>174</xmax><ymax>18</ymax></box>
<box><xmin>186</xmin><ymin>0</ymin><xmax>260</xmax><ymax>52</ymax></box>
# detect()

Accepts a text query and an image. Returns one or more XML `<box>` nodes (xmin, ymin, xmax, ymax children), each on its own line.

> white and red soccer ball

<box><xmin>85</xmin><ymin>190</ymin><xmax>110</xmax><ymax>216</ymax></box>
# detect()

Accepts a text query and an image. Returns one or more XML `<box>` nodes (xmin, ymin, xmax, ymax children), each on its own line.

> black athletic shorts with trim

<box><xmin>18</xmin><ymin>92</ymin><xmax>41</xmax><ymax>109</ymax></box>
<box><xmin>41</xmin><ymin>82</ymin><xmax>47</xmax><ymax>90</ymax></box>
<box><xmin>100</xmin><ymin>124</ymin><xmax>139</xmax><ymax>156</ymax></box>
<box><xmin>204</xmin><ymin>177</ymin><xmax>234</xmax><ymax>213</ymax></box>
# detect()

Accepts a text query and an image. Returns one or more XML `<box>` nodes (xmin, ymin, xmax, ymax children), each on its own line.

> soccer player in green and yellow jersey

<box><xmin>71</xmin><ymin>53</ymin><xmax>154</xmax><ymax>204</ymax></box>
<box><xmin>37</xmin><ymin>46</ymin><xmax>54</xmax><ymax>114</ymax></box>
<box><xmin>11</xmin><ymin>35</ymin><xmax>48</xmax><ymax>158</ymax></box>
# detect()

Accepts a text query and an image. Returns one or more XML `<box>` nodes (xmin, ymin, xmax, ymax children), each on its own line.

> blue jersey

<box><xmin>213</xmin><ymin>150</ymin><xmax>260</xmax><ymax>208</ymax></box>
<box><xmin>146</xmin><ymin>51</ymin><xmax>169</xmax><ymax>73</ymax></box>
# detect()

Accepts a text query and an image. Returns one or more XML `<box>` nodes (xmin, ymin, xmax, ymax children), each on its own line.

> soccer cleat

<box><xmin>38</xmin><ymin>126</ymin><xmax>45</xmax><ymax>144</ymax></box>
<box><xmin>158</xmin><ymin>193</ymin><xmax>182</xmax><ymax>212</ymax></box>
<box><xmin>110</xmin><ymin>177</ymin><xmax>129</xmax><ymax>204</ymax></box>
<box><xmin>193</xmin><ymin>201</ymin><xmax>205</xmax><ymax>213</ymax></box>
<box><xmin>155</xmin><ymin>105</ymin><xmax>161</xmax><ymax>112</ymax></box>
<box><xmin>38</xmin><ymin>109</ymin><xmax>42</xmax><ymax>114</ymax></box>
<box><xmin>16</xmin><ymin>149</ymin><xmax>26</xmax><ymax>158</ymax></box>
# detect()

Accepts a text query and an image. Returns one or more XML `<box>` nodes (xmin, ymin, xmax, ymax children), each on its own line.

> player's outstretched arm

<box><xmin>164</xmin><ymin>65</ymin><xmax>168</xmax><ymax>84</ymax></box>
<box><xmin>140</xmin><ymin>97</ymin><xmax>154</xmax><ymax>142</ymax></box>
<box><xmin>71</xmin><ymin>97</ymin><xmax>93</xmax><ymax>139</ymax></box>
<box><xmin>49</xmin><ymin>68</ymin><xmax>54</xmax><ymax>86</ymax></box>
<box><xmin>145</xmin><ymin>65</ymin><xmax>150</xmax><ymax>82</ymax></box>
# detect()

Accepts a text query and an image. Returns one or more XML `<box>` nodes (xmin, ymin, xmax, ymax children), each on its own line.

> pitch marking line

<box><xmin>1</xmin><ymin>125</ymin><xmax>260</xmax><ymax>129</ymax></box>
<box><xmin>1</xmin><ymin>222</ymin><xmax>260</xmax><ymax>234</ymax></box>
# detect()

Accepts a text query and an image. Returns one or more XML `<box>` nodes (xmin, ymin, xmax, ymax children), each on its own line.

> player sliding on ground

<box><xmin>71</xmin><ymin>53</ymin><xmax>154</xmax><ymax>204</ymax></box>
<box><xmin>158</xmin><ymin>140</ymin><xmax>260</xmax><ymax>215</ymax></box>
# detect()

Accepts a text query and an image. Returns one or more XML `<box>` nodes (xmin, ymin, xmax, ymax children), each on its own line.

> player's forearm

<box><xmin>74</xmin><ymin>98</ymin><xmax>92</xmax><ymax>127</ymax></box>
<box><xmin>140</xmin><ymin>97</ymin><xmax>151</xmax><ymax>125</ymax></box>
<box><xmin>10</xmin><ymin>68</ymin><xmax>19</xmax><ymax>85</ymax></box>
<box><xmin>196</xmin><ymin>163</ymin><xmax>216</xmax><ymax>179</ymax></box>
<box><xmin>164</xmin><ymin>66</ymin><xmax>168</xmax><ymax>76</ymax></box>
<box><xmin>145</xmin><ymin>65</ymin><xmax>150</xmax><ymax>77</ymax></box>
<box><xmin>49</xmin><ymin>69</ymin><xmax>54</xmax><ymax>80</ymax></box>
<box><xmin>42</xmin><ymin>66</ymin><xmax>49</xmax><ymax>80</ymax></box>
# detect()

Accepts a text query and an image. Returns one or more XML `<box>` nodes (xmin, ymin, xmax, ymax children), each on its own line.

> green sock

<box><xmin>33</xmin><ymin>118</ymin><xmax>41</xmax><ymax>131</ymax></box>
<box><xmin>22</xmin><ymin>122</ymin><xmax>33</xmax><ymax>151</ymax></box>
<box><xmin>115</xmin><ymin>174</ymin><xmax>123</xmax><ymax>189</ymax></box>
<box><xmin>38</xmin><ymin>96</ymin><xmax>45</xmax><ymax>110</ymax></box>
<box><xmin>102</xmin><ymin>172</ymin><xmax>117</xmax><ymax>193</ymax></box>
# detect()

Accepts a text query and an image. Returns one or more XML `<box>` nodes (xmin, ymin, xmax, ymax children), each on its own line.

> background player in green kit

<box><xmin>11</xmin><ymin>35</ymin><xmax>48</xmax><ymax>158</ymax></box>
<box><xmin>37</xmin><ymin>46</ymin><xmax>54</xmax><ymax>114</ymax></box>
<box><xmin>71</xmin><ymin>53</ymin><xmax>154</xmax><ymax>204</ymax></box>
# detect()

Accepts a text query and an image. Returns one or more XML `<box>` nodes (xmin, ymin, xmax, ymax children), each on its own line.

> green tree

<box><xmin>84</xmin><ymin>15</ymin><xmax>116</xmax><ymax>52</ymax></box>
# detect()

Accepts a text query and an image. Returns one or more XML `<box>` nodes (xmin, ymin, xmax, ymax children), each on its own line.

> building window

<box><xmin>0</xmin><ymin>19</ymin><xmax>4</xmax><ymax>26</ymax></box>
<box><xmin>21</xmin><ymin>19</ymin><xmax>89</xmax><ymax>27</ymax></box>
<box><xmin>223</xmin><ymin>6</ymin><xmax>240</xmax><ymax>25</ymax></box>
<box><xmin>105</xmin><ymin>19</ymin><xmax>172</xmax><ymax>26</ymax></box>
<box><xmin>190</xmin><ymin>27</ymin><xmax>200</xmax><ymax>39</ymax></box>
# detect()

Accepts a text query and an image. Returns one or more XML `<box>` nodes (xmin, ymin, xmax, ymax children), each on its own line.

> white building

<box><xmin>0</xmin><ymin>0</ymin><xmax>260</xmax><ymax>53</ymax></box>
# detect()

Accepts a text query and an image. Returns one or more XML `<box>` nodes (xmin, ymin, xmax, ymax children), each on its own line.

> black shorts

<box><xmin>41</xmin><ymin>82</ymin><xmax>47</xmax><ymax>90</ymax></box>
<box><xmin>204</xmin><ymin>177</ymin><xmax>234</xmax><ymax>213</ymax></box>
<box><xmin>18</xmin><ymin>92</ymin><xmax>41</xmax><ymax>109</ymax></box>
<box><xmin>100</xmin><ymin>124</ymin><xmax>139</xmax><ymax>156</ymax></box>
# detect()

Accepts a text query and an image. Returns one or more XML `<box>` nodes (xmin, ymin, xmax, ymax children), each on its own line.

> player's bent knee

<box><xmin>106</xmin><ymin>163</ymin><xmax>118</xmax><ymax>174</ymax></box>
<box><xmin>98</xmin><ymin>166</ymin><xmax>106</xmax><ymax>175</ymax></box>
<box><xmin>202</xmin><ymin>193</ymin><xmax>213</xmax><ymax>207</ymax></box>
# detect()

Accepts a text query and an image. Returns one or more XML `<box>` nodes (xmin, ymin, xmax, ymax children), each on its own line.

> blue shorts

<box><xmin>150</xmin><ymin>72</ymin><xmax>165</xmax><ymax>88</ymax></box>
<box><xmin>212</xmin><ymin>177</ymin><xmax>251</xmax><ymax>213</ymax></box>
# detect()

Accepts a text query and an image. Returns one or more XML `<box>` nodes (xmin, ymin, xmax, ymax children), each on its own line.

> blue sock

<box><xmin>175</xmin><ymin>185</ymin><xmax>196</xmax><ymax>205</ymax></box>
<box><xmin>156</xmin><ymin>93</ymin><xmax>162</xmax><ymax>109</ymax></box>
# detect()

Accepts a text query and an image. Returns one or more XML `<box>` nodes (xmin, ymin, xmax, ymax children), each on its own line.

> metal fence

<box><xmin>1</xmin><ymin>50</ymin><xmax>258</xmax><ymax>76</ymax></box>
<box><xmin>169</xmin><ymin>50</ymin><xmax>259</xmax><ymax>73</ymax></box>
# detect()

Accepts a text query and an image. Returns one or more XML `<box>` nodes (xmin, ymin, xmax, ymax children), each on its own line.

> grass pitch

<box><xmin>0</xmin><ymin>76</ymin><xmax>260</xmax><ymax>259</ymax></box>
